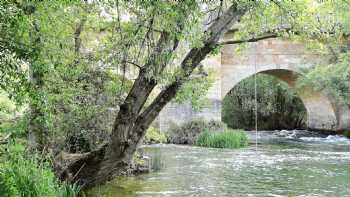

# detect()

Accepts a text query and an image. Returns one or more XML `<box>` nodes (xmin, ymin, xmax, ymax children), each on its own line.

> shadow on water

<box><xmin>145</xmin><ymin>146</ymin><xmax>163</xmax><ymax>172</ymax></box>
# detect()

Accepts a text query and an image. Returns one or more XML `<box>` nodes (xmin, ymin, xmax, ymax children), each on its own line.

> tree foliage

<box><xmin>223</xmin><ymin>74</ymin><xmax>306</xmax><ymax>130</ymax></box>
<box><xmin>295</xmin><ymin>1</ymin><xmax>350</xmax><ymax>107</ymax></box>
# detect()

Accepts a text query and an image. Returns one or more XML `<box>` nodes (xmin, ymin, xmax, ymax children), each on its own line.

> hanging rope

<box><xmin>254</xmin><ymin>42</ymin><xmax>258</xmax><ymax>151</ymax></box>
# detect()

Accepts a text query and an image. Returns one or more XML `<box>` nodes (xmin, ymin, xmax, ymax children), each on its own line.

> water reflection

<box><xmin>87</xmin><ymin>131</ymin><xmax>350</xmax><ymax>197</ymax></box>
<box><xmin>148</xmin><ymin>146</ymin><xmax>163</xmax><ymax>171</ymax></box>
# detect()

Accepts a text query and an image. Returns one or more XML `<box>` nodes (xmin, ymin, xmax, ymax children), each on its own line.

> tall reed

<box><xmin>195</xmin><ymin>129</ymin><xmax>248</xmax><ymax>149</ymax></box>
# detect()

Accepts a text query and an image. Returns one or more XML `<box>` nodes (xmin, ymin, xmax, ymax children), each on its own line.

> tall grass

<box><xmin>195</xmin><ymin>129</ymin><xmax>248</xmax><ymax>149</ymax></box>
<box><xmin>0</xmin><ymin>142</ymin><xmax>81</xmax><ymax>197</ymax></box>
<box><xmin>167</xmin><ymin>119</ymin><xmax>226</xmax><ymax>144</ymax></box>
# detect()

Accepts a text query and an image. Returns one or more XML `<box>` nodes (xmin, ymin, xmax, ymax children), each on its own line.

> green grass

<box><xmin>0</xmin><ymin>142</ymin><xmax>81</xmax><ymax>197</ymax></box>
<box><xmin>195</xmin><ymin>129</ymin><xmax>248</xmax><ymax>149</ymax></box>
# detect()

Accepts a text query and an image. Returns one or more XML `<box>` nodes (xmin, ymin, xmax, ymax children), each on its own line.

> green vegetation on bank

<box><xmin>223</xmin><ymin>74</ymin><xmax>306</xmax><ymax>130</ymax></box>
<box><xmin>0</xmin><ymin>92</ymin><xmax>80</xmax><ymax>196</ymax></box>
<box><xmin>146</xmin><ymin>121</ymin><xmax>248</xmax><ymax>149</ymax></box>
<box><xmin>167</xmin><ymin>120</ymin><xmax>226</xmax><ymax>144</ymax></box>
<box><xmin>164</xmin><ymin>119</ymin><xmax>248</xmax><ymax>149</ymax></box>
<box><xmin>0</xmin><ymin>143</ymin><xmax>80</xmax><ymax>197</ymax></box>
<box><xmin>343</xmin><ymin>131</ymin><xmax>350</xmax><ymax>139</ymax></box>
<box><xmin>144</xmin><ymin>127</ymin><xmax>167</xmax><ymax>144</ymax></box>
<box><xmin>0</xmin><ymin>92</ymin><xmax>27</xmax><ymax>137</ymax></box>
<box><xmin>195</xmin><ymin>129</ymin><xmax>248</xmax><ymax>149</ymax></box>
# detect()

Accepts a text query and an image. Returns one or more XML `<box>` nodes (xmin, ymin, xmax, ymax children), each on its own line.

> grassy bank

<box><xmin>0</xmin><ymin>142</ymin><xmax>80</xmax><ymax>197</ymax></box>
<box><xmin>195</xmin><ymin>129</ymin><xmax>248</xmax><ymax>149</ymax></box>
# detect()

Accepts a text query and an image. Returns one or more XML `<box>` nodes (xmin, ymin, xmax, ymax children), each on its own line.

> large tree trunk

<box><xmin>55</xmin><ymin>4</ymin><xmax>246</xmax><ymax>187</ymax></box>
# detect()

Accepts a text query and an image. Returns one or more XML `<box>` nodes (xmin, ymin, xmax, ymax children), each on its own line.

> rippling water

<box><xmin>88</xmin><ymin>131</ymin><xmax>350</xmax><ymax>197</ymax></box>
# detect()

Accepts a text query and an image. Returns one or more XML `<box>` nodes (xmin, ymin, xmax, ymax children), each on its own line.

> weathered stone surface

<box><xmin>159</xmin><ymin>37</ymin><xmax>350</xmax><ymax>132</ymax></box>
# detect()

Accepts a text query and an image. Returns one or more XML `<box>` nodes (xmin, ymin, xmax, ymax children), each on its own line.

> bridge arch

<box><xmin>220</xmin><ymin>37</ymin><xmax>350</xmax><ymax>131</ymax></box>
<box><xmin>221</xmin><ymin>68</ymin><xmax>337</xmax><ymax>131</ymax></box>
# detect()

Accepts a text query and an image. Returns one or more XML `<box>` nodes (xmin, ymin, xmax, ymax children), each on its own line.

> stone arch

<box><xmin>220</xmin><ymin>37</ymin><xmax>350</xmax><ymax>131</ymax></box>
<box><xmin>221</xmin><ymin>68</ymin><xmax>337</xmax><ymax>131</ymax></box>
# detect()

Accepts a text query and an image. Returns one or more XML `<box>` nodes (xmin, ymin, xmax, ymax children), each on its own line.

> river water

<box><xmin>88</xmin><ymin>131</ymin><xmax>350</xmax><ymax>197</ymax></box>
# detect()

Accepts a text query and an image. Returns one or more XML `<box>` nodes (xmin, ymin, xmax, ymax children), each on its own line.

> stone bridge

<box><xmin>158</xmin><ymin>33</ymin><xmax>350</xmax><ymax>132</ymax></box>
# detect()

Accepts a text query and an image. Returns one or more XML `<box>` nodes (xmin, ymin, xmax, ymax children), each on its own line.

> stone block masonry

<box><xmin>158</xmin><ymin>36</ymin><xmax>350</xmax><ymax>132</ymax></box>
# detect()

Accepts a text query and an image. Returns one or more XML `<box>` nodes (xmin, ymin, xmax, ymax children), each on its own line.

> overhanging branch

<box><xmin>221</xmin><ymin>26</ymin><xmax>293</xmax><ymax>45</ymax></box>
<box><xmin>219</xmin><ymin>32</ymin><xmax>278</xmax><ymax>45</ymax></box>
<box><xmin>121</xmin><ymin>60</ymin><xmax>142</xmax><ymax>69</ymax></box>
<box><xmin>221</xmin><ymin>26</ymin><xmax>349</xmax><ymax>46</ymax></box>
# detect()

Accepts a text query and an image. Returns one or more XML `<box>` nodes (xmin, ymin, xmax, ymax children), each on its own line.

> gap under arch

<box><xmin>221</xmin><ymin>68</ymin><xmax>338</xmax><ymax>131</ymax></box>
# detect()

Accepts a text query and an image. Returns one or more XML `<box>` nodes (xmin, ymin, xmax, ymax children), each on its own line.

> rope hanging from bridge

<box><xmin>254</xmin><ymin>42</ymin><xmax>258</xmax><ymax>151</ymax></box>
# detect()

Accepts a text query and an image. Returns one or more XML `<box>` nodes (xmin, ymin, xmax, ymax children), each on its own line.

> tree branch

<box><xmin>121</xmin><ymin>60</ymin><xmax>142</xmax><ymax>69</ymax></box>
<box><xmin>219</xmin><ymin>32</ymin><xmax>278</xmax><ymax>45</ymax></box>
<box><xmin>131</xmin><ymin>4</ymin><xmax>247</xmax><ymax>142</ymax></box>
<box><xmin>74</xmin><ymin>18</ymin><xmax>86</xmax><ymax>54</ymax></box>
<box><xmin>220</xmin><ymin>25</ymin><xmax>348</xmax><ymax>46</ymax></box>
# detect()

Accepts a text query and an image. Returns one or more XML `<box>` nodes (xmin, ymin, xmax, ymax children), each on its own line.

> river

<box><xmin>87</xmin><ymin>131</ymin><xmax>350</xmax><ymax>197</ymax></box>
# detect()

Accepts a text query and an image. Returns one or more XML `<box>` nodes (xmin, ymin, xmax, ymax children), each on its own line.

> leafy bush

<box><xmin>343</xmin><ymin>131</ymin><xmax>350</xmax><ymax>139</ymax></box>
<box><xmin>0</xmin><ymin>116</ymin><xmax>28</xmax><ymax>138</ymax></box>
<box><xmin>0</xmin><ymin>92</ymin><xmax>16</xmax><ymax>122</ymax></box>
<box><xmin>167</xmin><ymin>119</ymin><xmax>226</xmax><ymax>144</ymax></box>
<box><xmin>0</xmin><ymin>143</ymin><xmax>81</xmax><ymax>197</ymax></box>
<box><xmin>195</xmin><ymin>129</ymin><xmax>248</xmax><ymax>149</ymax></box>
<box><xmin>64</xmin><ymin>130</ymin><xmax>91</xmax><ymax>153</ymax></box>
<box><xmin>0</xmin><ymin>92</ymin><xmax>28</xmax><ymax>137</ymax></box>
<box><xmin>144</xmin><ymin>127</ymin><xmax>167</xmax><ymax>144</ymax></box>
<box><xmin>41</xmin><ymin>67</ymin><xmax>133</xmax><ymax>153</ymax></box>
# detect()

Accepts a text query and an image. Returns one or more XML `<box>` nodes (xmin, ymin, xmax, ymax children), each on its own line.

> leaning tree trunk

<box><xmin>55</xmin><ymin>4</ymin><xmax>246</xmax><ymax>187</ymax></box>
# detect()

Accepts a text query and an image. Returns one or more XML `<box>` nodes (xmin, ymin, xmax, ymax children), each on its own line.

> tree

<box><xmin>54</xmin><ymin>1</ymin><xmax>250</xmax><ymax>186</ymax></box>
<box><xmin>2</xmin><ymin>0</ymin><xmax>348</xmax><ymax>187</ymax></box>
<box><xmin>0</xmin><ymin>1</ymin><xmax>46</xmax><ymax>148</ymax></box>
<box><xmin>295</xmin><ymin>1</ymin><xmax>350</xmax><ymax>108</ymax></box>
<box><xmin>55</xmin><ymin>0</ymin><xmax>314</xmax><ymax>186</ymax></box>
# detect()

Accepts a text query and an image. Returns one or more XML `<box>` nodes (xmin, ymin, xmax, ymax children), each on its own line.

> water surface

<box><xmin>88</xmin><ymin>131</ymin><xmax>350</xmax><ymax>197</ymax></box>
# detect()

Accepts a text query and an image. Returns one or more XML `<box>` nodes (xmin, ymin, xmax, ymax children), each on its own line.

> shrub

<box><xmin>343</xmin><ymin>131</ymin><xmax>350</xmax><ymax>139</ymax></box>
<box><xmin>144</xmin><ymin>127</ymin><xmax>167</xmax><ymax>144</ymax></box>
<box><xmin>167</xmin><ymin>119</ymin><xmax>226</xmax><ymax>144</ymax></box>
<box><xmin>0</xmin><ymin>93</ymin><xmax>16</xmax><ymax>122</ymax></box>
<box><xmin>64</xmin><ymin>130</ymin><xmax>91</xmax><ymax>153</ymax></box>
<box><xmin>46</xmin><ymin>69</ymin><xmax>131</xmax><ymax>154</ymax></box>
<box><xmin>0</xmin><ymin>116</ymin><xmax>28</xmax><ymax>138</ymax></box>
<box><xmin>0</xmin><ymin>92</ymin><xmax>27</xmax><ymax>138</ymax></box>
<box><xmin>195</xmin><ymin>129</ymin><xmax>248</xmax><ymax>149</ymax></box>
<box><xmin>0</xmin><ymin>142</ymin><xmax>81</xmax><ymax>197</ymax></box>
